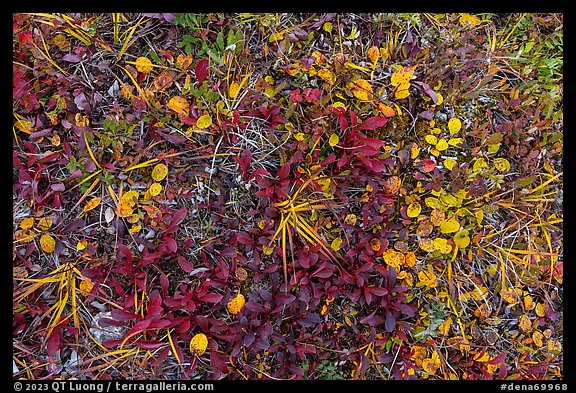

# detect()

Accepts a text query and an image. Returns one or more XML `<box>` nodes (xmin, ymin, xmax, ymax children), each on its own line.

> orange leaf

<box><xmin>84</xmin><ymin>197</ymin><xmax>102</xmax><ymax>213</ymax></box>
<box><xmin>518</xmin><ymin>314</ymin><xmax>532</xmax><ymax>332</ymax></box>
<box><xmin>227</xmin><ymin>293</ymin><xmax>245</xmax><ymax>315</ymax></box>
<box><xmin>20</xmin><ymin>217</ymin><xmax>35</xmax><ymax>230</ymax></box>
<box><xmin>167</xmin><ymin>96</ymin><xmax>190</xmax><ymax>116</ymax></box>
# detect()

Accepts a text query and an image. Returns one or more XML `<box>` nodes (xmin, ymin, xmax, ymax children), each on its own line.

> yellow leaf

<box><xmin>262</xmin><ymin>243</ymin><xmax>275</xmax><ymax>255</ymax></box>
<box><xmin>331</xmin><ymin>237</ymin><xmax>343</xmax><ymax>251</ymax></box>
<box><xmin>79</xmin><ymin>278</ymin><xmax>94</xmax><ymax>294</ymax></box>
<box><xmin>493</xmin><ymin>158</ymin><xmax>511</xmax><ymax>172</ymax></box>
<box><xmin>227</xmin><ymin>293</ymin><xmax>246</xmax><ymax>315</ymax></box>
<box><xmin>435</xmin><ymin>93</ymin><xmax>444</xmax><ymax>106</ymax></box>
<box><xmin>229</xmin><ymin>81</ymin><xmax>241</xmax><ymax>99</ymax></box>
<box><xmin>84</xmin><ymin>197</ymin><xmax>102</xmax><ymax>213</ymax></box>
<box><xmin>448</xmin><ymin>117</ymin><xmax>461</xmax><ymax>134</ymax></box>
<box><xmin>547</xmin><ymin>339</ymin><xmax>562</xmax><ymax>354</ymax></box>
<box><xmin>152</xmin><ymin>163</ymin><xmax>168</xmax><ymax>182</ymax></box>
<box><xmin>189</xmin><ymin>333</ymin><xmax>208</xmax><ymax>356</ymax></box>
<box><xmin>418</xmin><ymin>238</ymin><xmax>436</xmax><ymax>253</ymax></box>
<box><xmin>129</xmin><ymin>224</ymin><xmax>142</xmax><ymax>234</ymax></box>
<box><xmin>391</xmin><ymin>65</ymin><xmax>415</xmax><ymax>86</ymax></box>
<box><xmin>367</xmin><ymin>46</ymin><xmax>380</xmax><ymax>65</ymax></box>
<box><xmin>459</xmin><ymin>13</ymin><xmax>482</xmax><ymax>28</ymax></box>
<box><xmin>448</xmin><ymin>137</ymin><xmax>463</xmax><ymax>147</ymax></box>
<box><xmin>453</xmin><ymin>229</ymin><xmax>471</xmax><ymax>248</ymax></box>
<box><xmin>535</xmin><ymin>303</ymin><xmax>546</xmax><ymax>317</ymax></box>
<box><xmin>37</xmin><ymin>217</ymin><xmax>53</xmax><ymax>231</ymax></box>
<box><xmin>435</xmin><ymin>138</ymin><xmax>449</xmax><ymax>151</ymax></box>
<box><xmin>532</xmin><ymin>331</ymin><xmax>544</xmax><ymax>347</ymax></box>
<box><xmin>406</xmin><ymin>202</ymin><xmax>422</xmax><ymax>218</ymax></box>
<box><xmin>20</xmin><ymin>217</ymin><xmax>35</xmax><ymax>230</ymax></box>
<box><xmin>347</xmin><ymin>79</ymin><xmax>372</xmax><ymax>101</ymax></box>
<box><xmin>518</xmin><ymin>314</ymin><xmax>532</xmax><ymax>332</ymax></box>
<box><xmin>433</xmin><ymin>237</ymin><xmax>452</xmax><ymax>254</ymax></box>
<box><xmin>77</xmin><ymin>240</ymin><xmax>87</xmax><ymax>251</ymax></box>
<box><xmin>383</xmin><ymin>249</ymin><xmax>401</xmax><ymax>270</ymax></box>
<box><xmin>14</xmin><ymin>117</ymin><xmax>34</xmax><ymax>134</ymax></box>
<box><xmin>438</xmin><ymin>316</ymin><xmax>452</xmax><ymax>335</ymax></box>
<box><xmin>473</xmin><ymin>158</ymin><xmax>489</xmax><ymax>172</ymax></box>
<box><xmin>317</xmin><ymin>67</ymin><xmax>336</xmax><ymax>85</ymax></box>
<box><xmin>149</xmin><ymin>183</ymin><xmax>162</xmax><ymax>197</ymax></box>
<box><xmin>126</xmin><ymin>213</ymin><xmax>140</xmax><ymax>224</ymax></box>
<box><xmin>501</xmin><ymin>288</ymin><xmax>520</xmax><ymax>304</ymax></box>
<box><xmin>167</xmin><ymin>96</ymin><xmax>190</xmax><ymax>116</ymax></box>
<box><xmin>475</xmin><ymin>209</ymin><xmax>484</xmax><ymax>225</ymax></box>
<box><xmin>40</xmin><ymin>234</ymin><xmax>56</xmax><ymax>253</ymax></box>
<box><xmin>410</xmin><ymin>143</ymin><xmax>420</xmax><ymax>159</ymax></box>
<box><xmin>121</xmin><ymin>190</ymin><xmax>139</xmax><ymax>208</ymax></box>
<box><xmin>394</xmin><ymin>82</ymin><xmax>410</xmax><ymax>99</ymax></box>
<box><xmin>135</xmin><ymin>57</ymin><xmax>153</xmax><ymax>73</ymax></box>
<box><xmin>17</xmin><ymin>229</ymin><xmax>36</xmax><ymax>243</ymax></box>
<box><xmin>429</xmin><ymin>209</ymin><xmax>445</xmax><ymax>226</ymax></box>
<box><xmin>444</xmin><ymin>158</ymin><xmax>457</xmax><ymax>171</ymax></box>
<box><xmin>329</xmin><ymin>133</ymin><xmax>339</xmax><ymax>147</ymax></box>
<box><xmin>370</xmin><ymin>238</ymin><xmax>381</xmax><ymax>252</ymax></box>
<box><xmin>440</xmin><ymin>218</ymin><xmax>460</xmax><ymax>234</ymax></box>
<box><xmin>196</xmin><ymin>114</ymin><xmax>212</xmax><ymax>129</ymax></box>
<box><xmin>523</xmin><ymin>295</ymin><xmax>535</xmax><ymax>311</ymax></box>
<box><xmin>268</xmin><ymin>31</ymin><xmax>284</xmax><ymax>42</ymax></box>
<box><xmin>344</xmin><ymin>214</ymin><xmax>357</xmax><ymax>226</ymax></box>
<box><xmin>425</xmin><ymin>134</ymin><xmax>438</xmax><ymax>145</ymax></box>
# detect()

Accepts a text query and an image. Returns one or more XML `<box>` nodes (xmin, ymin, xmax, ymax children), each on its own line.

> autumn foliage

<box><xmin>13</xmin><ymin>13</ymin><xmax>563</xmax><ymax>380</ymax></box>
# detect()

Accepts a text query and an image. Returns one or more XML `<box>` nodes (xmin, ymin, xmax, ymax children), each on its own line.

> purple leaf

<box><xmin>62</xmin><ymin>53</ymin><xmax>82</xmax><ymax>63</ymax></box>
<box><xmin>385</xmin><ymin>310</ymin><xmax>396</xmax><ymax>332</ymax></box>
<box><xmin>359</xmin><ymin>311</ymin><xmax>385</xmax><ymax>327</ymax></box>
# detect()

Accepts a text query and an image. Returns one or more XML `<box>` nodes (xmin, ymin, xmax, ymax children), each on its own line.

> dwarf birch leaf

<box><xmin>329</xmin><ymin>133</ymin><xmax>339</xmax><ymax>147</ymax></box>
<box><xmin>20</xmin><ymin>217</ymin><xmax>34</xmax><ymax>230</ymax></box>
<box><xmin>37</xmin><ymin>217</ymin><xmax>53</xmax><ymax>231</ymax></box>
<box><xmin>518</xmin><ymin>314</ymin><xmax>531</xmax><ymax>332</ymax></box>
<box><xmin>135</xmin><ymin>57</ymin><xmax>153</xmax><ymax>73</ymax></box>
<box><xmin>149</xmin><ymin>183</ymin><xmax>162</xmax><ymax>197</ymax></box>
<box><xmin>189</xmin><ymin>333</ymin><xmax>208</xmax><ymax>356</ymax></box>
<box><xmin>493</xmin><ymin>158</ymin><xmax>511</xmax><ymax>172</ymax></box>
<box><xmin>331</xmin><ymin>237</ymin><xmax>343</xmax><ymax>251</ymax></box>
<box><xmin>406</xmin><ymin>202</ymin><xmax>422</xmax><ymax>218</ymax></box>
<box><xmin>453</xmin><ymin>229</ymin><xmax>471</xmax><ymax>248</ymax></box>
<box><xmin>440</xmin><ymin>218</ymin><xmax>460</xmax><ymax>234</ymax></box>
<box><xmin>448</xmin><ymin>117</ymin><xmax>462</xmax><ymax>134</ymax></box>
<box><xmin>196</xmin><ymin>114</ymin><xmax>212</xmax><ymax>129</ymax></box>
<box><xmin>227</xmin><ymin>293</ymin><xmax>245</xmax><ymax>315</ymax></box>
<box><xmin>152</xmin><ymin>164</ymin><xmax>168</xmax><ymax>182</ymax></box>
<box><xmin>425</xmin><ymin>134</ymin><xmax>438</xmax><ymax>145</ymax></box>
<box><xmin>167</xmin><ymin>96</ymin><xmax>190</xmax><ymax>116</ymax></box>
<box><xmin>40</xmin><ymin>234</ymin><xmax>56</xmax><ymax>253</ymax></box>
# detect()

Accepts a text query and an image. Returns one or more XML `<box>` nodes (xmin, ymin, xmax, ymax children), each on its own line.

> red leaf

<box><xmin>416</xmin><ymin>158</ymin><xmax>436</xmax><ymax>173</ymax></box>
<box><xmin>177</xmin><ymin>256</ymin><xmax>194</xmax><ymax>273</ymax></box>
<box><xmin>168</xmin><ymin>208</ymin><xmax>188</xmax><ymax>228</ymax></box>
<box><xmin>127</xmin><ymin>319</ymin><xmax>151</xmax><ymax>337</ymax></box>
<box><xmin>134</xmin><ymin>339</ymin><xmax>166</xmax><ymax>350</ymax></box>
<box><xmin>357</xmin><ymin>116</ymin><xmax>388</xmax><ymax>131</ymax></box>
<box><xmin>195</xmin><ymin>58</ymin><xmax>209</xmax><ymax>84</ymax></box>
<box><xmin>46</xmin><ymin>331</ymin><xmax>61</xmax><ymax>358</ymax></box>
<box><xmin>163</xmin><ymin>237</ymin><xmax>178</xmax><ymax>253</ymax></box>
<box><xmin>200</xmin><ymin>292</ymin><xmax>224</xmax><ymax>303</ymax></box>
<box><xmin>278</xmin><ymin>162</ymin><xmax>291</xmax><ymax>179</ymax></box>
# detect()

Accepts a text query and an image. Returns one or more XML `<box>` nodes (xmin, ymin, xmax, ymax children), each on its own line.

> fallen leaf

<box><xmin>347</xmin><ymin>79</ymin><xmax>372</xmax><ymax>101</ymax></box>
<box><xmin>135</xmin><ymin>57</ymin><xmax>153</xmax><ymax>73</ymax></box>
<box><xmin>448</xmin><ymin>117</ymin><xmax>461</xmax><ymax>134</ymax></box>
<box><xmin>40</xmin><ymin>234</ymin><xmax>56</xmax><ymax>253</ymax></box>
<box><xmin>331</xmin><ymin>237</ymin><xmax>343</xmax><ymax>251</ymax></box>
<box><xmin>196</xmin><ymin>114</ymin><xmax>212</xmax><ymax>129</ymax></box>
<box><xmin>406</xmin><ymin>202</ymin><xmax>422</xmax><ymax>218</ymax></box>
<box><xmin>152</xmin><ymin>163</ymin><xmax>168</xmax><ymax>182</ymax></box>
<box><xmin>167</xmin><ymin>96</ymin><xmax>190</xmax><ymax>116</ymax></box>
<box><xmin>189</xmin><ymin>333</ymin><xmax>208</xmax><ymax>356</ymax></box>
<box><xmin>84</xmin><ymin>197</ymin><xmax>102</xmax><ymax>213</ymax></box>
<box><xmin>329</xmin><ymin>133</ymin><xmax>339</xmax><ymax>147</ymax></box>
<box><xmin>20</xmin><ymin>217</ymin><xmax>34</xmax><ymax>230</ymax></box>
<box><xmin>227</xmin><ymin>293</ymin><xmax>246</xmax><ymax>315</ymax></box>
